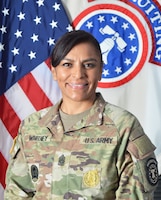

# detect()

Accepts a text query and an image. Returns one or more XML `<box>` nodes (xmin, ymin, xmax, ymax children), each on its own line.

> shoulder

<box><xmin>104</xmin><ymin>101</ymin><xmax>138</xmax><ymax>128</ymax></box>
<box><xmin>103</xmin><ymin>102</ymin><xmax>149</xmax><ymax>146</ymax></box>
<box><xmin>16</xmin><ymin>107</ymin><xmax>53</xmax><ymax>140</ymax></box>
<box><xmin>19</xmin><ymin>102</ymin><xmax>60</xmax><ymax>135</ymax></box>
<box><xmin>96</xmin><ymin>93</ymin><xmax>141</xmax><ymax>137</ymax></box>
<box><xmin>96</xmin><ymin>93</ymin><xmax>136</xmax><ymax>123</ymax></box>
<box><xmin>22</xmin><ymin>106</ymin><xmax>52</xmax><ymax>125</ymax></box>
<box><xmin>21</xmin><ymin>99</ymin><xmax>62</xmax><ymax>125</ymax></box>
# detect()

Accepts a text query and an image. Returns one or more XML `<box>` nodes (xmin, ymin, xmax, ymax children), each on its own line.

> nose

<box><xmin>71</xmin><ymin>64</ymin><xmax>85</xmax><ymax>78</ymax></box>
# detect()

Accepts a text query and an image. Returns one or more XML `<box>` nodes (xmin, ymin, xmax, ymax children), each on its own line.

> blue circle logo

<box><xmin>73</xmin><ymin>4</ymin><xmax>148</xmax><ymax>87</ymax></box>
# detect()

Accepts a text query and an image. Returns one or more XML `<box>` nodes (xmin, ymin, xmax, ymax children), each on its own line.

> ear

<box><xmin>51</xmin><ymin>65</ymin><xmax>57</xmax><ymax>81</ymax></box>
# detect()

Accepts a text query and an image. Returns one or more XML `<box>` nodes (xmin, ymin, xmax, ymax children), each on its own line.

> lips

<box><xmin>68</xmin><ymin>83</ymin><xmax>88</xmax><ymax>89</ymax></box>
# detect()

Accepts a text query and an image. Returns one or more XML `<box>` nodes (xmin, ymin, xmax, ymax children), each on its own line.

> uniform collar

<box><xmin>39</xmin><ymin>93</ymin><xmax>106</xmax><ymax>137</ymax></box>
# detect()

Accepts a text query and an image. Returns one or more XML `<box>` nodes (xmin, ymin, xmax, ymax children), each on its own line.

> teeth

<box><xmin>70</xmin><ymin>83</ymin><xmax>85</xmax><ymax>86</ymax></box>
<box><xmin>69</xmin><ymin>83</ymin><xmax>86</xmax><ymax>88</ymax></box>
<box><xmin>73</xmin><ymin>84</ymin><xmax>83</xmax><ymax>86</ymax></box>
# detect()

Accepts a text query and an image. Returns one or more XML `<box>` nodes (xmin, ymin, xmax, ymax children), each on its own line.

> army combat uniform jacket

<box><xmin>5</xmin><ymin>93</ymin><xmax>158</xmax><ymax>199</ymax></box>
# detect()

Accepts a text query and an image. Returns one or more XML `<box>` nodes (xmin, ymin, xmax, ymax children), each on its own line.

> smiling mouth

<box><xmin>68</xmin><ymin>83</ymin><xmax>88</xmax><ymax>89</ymax></box>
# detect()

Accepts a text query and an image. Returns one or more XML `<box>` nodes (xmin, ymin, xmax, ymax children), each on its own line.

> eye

<box><xmin>62</xmin><ymin>62</ymin><xmax>72</xmax><ymax>68</ymax></box>
<box><xmin>84</xmin><ymin>63</ymin><xmax>96</xmax><ymax>69</ymax></box>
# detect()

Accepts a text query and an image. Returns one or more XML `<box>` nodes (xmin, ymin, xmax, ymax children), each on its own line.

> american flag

<box><xmin>0</xmin><ymin>0</ymin><xmax>72</xmax><ymax>197</ymax></box>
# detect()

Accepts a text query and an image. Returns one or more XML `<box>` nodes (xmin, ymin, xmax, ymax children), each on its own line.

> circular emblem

<box><xmin>83</xmin><ymin>169</ymin><xmax>100</xmax><ymax>187</ymax></box>
<box><xmin>146</xmin><ymin>158</ymin><xmax>158</xmax><ymax>185</ymax></box>
<box><xmin>73</xmin><ymin>4</ymin><xmax>148</xmax><ymax>87</ymax></box>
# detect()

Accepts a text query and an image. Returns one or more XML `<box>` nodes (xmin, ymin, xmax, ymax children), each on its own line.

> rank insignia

<box><xmin>58</xmin><ymin>154</ymin><xmax>65</xmax><ymax>166</ymax></box>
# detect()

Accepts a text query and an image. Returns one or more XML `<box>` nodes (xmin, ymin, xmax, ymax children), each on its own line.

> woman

<box><xmin>5</xmin><ymin>30</ymin><xmax>158</xmax><ymax>199</ymax></box>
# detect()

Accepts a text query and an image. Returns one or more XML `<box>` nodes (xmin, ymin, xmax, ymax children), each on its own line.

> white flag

<box><xmin>62</xmin><ymin>0</ymin><xmax>161</xmax><ymax>174</ymax></box>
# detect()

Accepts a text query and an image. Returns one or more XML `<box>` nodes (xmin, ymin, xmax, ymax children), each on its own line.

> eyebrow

<box><xmin>62</xmin><ymin>58</ymin><xmax>98</xmax><ymax>62</ymax></box>
<box><xmin>83</xmin><ymin>58</ymin><xmax>98</xmax><ymax>62</ymax></box>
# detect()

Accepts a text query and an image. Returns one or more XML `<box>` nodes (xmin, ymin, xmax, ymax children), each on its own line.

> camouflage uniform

<box><xmin>4</xmin><ymin>93</ymin><xmax>159</xmax><ymax>200</ymax></box>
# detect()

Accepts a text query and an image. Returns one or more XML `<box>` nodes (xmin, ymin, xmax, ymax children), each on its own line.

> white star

<box><xmin>28</xmin><ymin>51</ymin><xmax>36</xmax><ymax>60</ymax></box>
<box><xmin>14</xmin><ymin>29</ymin><xmax>22</xmax><ymax>38</ymax></box>
<box><xmin>11</xmin><ymin>47</ymin><xmax>19</xmax><ymax>56</ymax></box>
<box><xmin>50</xmin><ymin>20</ymin><xmax>58</xmax><ymax>28</ymax></box>
<box><xmin>36</xmin><ymin>0</ymin><xmax>44</xmax><ymax>7</ymax></box>
<box><xmin>0</xmin><ymin>25</ymin><xmax>7</xmax><ymax>34</ymax></box>
<box><xmin>130</xmin><ymin>46</ymin><xmax>137</xmax><ymax>53</ymax></box>
<box><xmin>47</xmin><ymin>37</ymin><xmax>55</xmax><ymax>46</ymax></box>
<box><xmin>155</xmin><ymin>53</ymin><xmax>161</xmax><ymax>60</ymax></box>
<box><xmin>124</xmin><ymin>58</ymin><xmax>132</xmax><ymax>66</ymax></box>
<box><xmin>31</xmin><ymin>34</ymin><xmax>39</xmax><ymax>42</ymax></box>
<box><xmin>0</xmin><ymin>43</ymin><xmax>5</xmax><ymax>52</ymax></box>
<box><xmin>9</xmin><ymin>64</ymin><xmax>17</xmax><ymax>73</ymax></box>
<box><xmin>0</xmin><ymin>62</ymin><xmax>2</xmax><ymax>68</ymax></box>
<box><xmin>53</xmin><ymin>2</ymin><xmax>60</xmax><ymax>11</ymax></box>
<box><xmin>110</xmin><ymin>16</ymin><xmax>118</xmax><ymax>24</ymax></box>
<box><xmin>2</xmin><ymin>8</ymin><xmax>9</xmax><ymax>16</ymax></box>
<box><xmin>102</xmin><ymin>69</ymin><xmax>109</xmax><ymax>76</ymax></box>
<box><xmin>34</xmin><ymin>16</ymin><xmax>41</xmax><ymax>25</ymax></box>
<box><xmin>122</xmin><ymin>22</ymin><xmax>129</xmax><ymax>30</ymax></box>
<box><xmin>86</xmin><ymin>21</ymin><xmax>93</xmax><ymax>29</ymax></box>
<box><xmin>128</xmin><ymin>33</ymin><xmax>136</xmax><ymax>41</ymax></box>
<box><xmin>115</xmin><ymin>66</ymin><xmax>122</xmax><ymax>74</ymax></box>
<box><xmin>22</xmin><ymin>0</ymin><xmax>28</xmax><ymax>2</ymax></box>
<box><xmin>17</xmin><ymin>12</ymin><xmax>25</xmax><ymax>21</ymax></box>
<box><xmin>66</xmin><ymin>24</ymin><xmax>73</xmax><ymax>32</ymax></box>
<box><xmin>98</xmin><ymin>15</ymin><xmax>105</xmax><ymax>23</ymax></box>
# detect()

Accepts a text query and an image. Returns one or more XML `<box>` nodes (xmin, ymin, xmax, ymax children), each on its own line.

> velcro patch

<box><xmin>127</xmin><ymin>134</ymin><xmax>156</xmax><ymax>159</ymax></box>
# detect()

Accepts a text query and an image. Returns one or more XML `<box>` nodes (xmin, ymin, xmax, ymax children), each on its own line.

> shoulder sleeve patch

<box><xmin>146</xmin><ymin>158</ymin><xmax>159</xmax><ymax>186</ymax></box>
<box><xmin>135</xmin><ymin>155</ymin><xmax>159</xmax><ymax>192</ymax></box>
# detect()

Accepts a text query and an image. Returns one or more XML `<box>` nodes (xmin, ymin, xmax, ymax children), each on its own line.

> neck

<box><xmin>60</xmin><ymin>98</ymin><xmax>96</xmax><ymax>115</ymax></box>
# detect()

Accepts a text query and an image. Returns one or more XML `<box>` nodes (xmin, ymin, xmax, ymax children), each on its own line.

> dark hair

<box><xmin>51</xmin><ymin>30</ymin><xmax>102</xmax><ymax>67</ymax></box>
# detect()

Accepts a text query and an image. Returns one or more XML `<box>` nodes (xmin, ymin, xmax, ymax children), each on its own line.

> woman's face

<box><xmin>52</xmin><ymin>42</ymin><xmax>102</xmax><ymax>104</ymax></box>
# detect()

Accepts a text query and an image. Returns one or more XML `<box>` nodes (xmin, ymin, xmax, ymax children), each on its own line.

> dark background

<box><xmin>154</xmin><ymin>175</ymin><xmax>161</xmax><ymax>200</ymax></box>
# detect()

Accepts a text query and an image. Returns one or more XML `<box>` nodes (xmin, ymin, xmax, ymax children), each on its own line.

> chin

<box><xmin>70</xmin><ymin>94</ymin><xmax>94</xmax><ymax>102</ymax></box>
